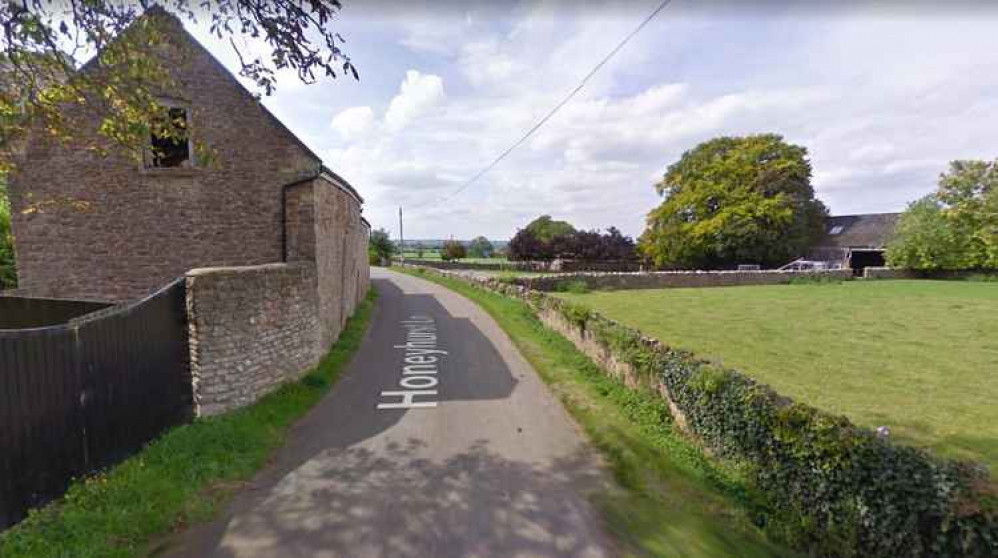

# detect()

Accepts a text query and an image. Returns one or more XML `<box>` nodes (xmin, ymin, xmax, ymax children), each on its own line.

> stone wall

<box><xmin>185</xmin><ymin>263</ymin><xmax>321</xmax><ymax>416</ymax></box>
<box><xmin>519</xmin><ymin>268</ymin><xmax>853</xmax><ymax>291</ymax></box>
<box><xmin>396</xmin><ymin>258</ymin><xmax>643</xmax><ymax>273</ymax></box>
<box><xmin>282</xmin><ymin>174</ymin><xmax>366</xmax><ymax>349</ymax></box>
<box><xmin>8</xmin><ymin>11</ymin><xmax>320</xmax><ymax>302</ymax></box>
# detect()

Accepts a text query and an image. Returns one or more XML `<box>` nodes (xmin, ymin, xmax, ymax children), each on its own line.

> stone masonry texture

<box><xmin>520</xmin><ymin>268</ymin><xmax>853</xmax><ymax>291</ymax></box>
<box><xmin>186</xmin><ymin>263</ymin><xmax>321</xmax><ymax>416</ymax></box>
<box><xmin>7</xmin><ymin>10</ymin><xmax>371</xmax><ymax>416</ymax></box>
<box><xmin>8</xmin><ymin>11</ymin><xmax>320</xmax><ymax>302</ymax></box>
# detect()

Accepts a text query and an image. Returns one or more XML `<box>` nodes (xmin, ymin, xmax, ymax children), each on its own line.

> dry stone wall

<box><xmin>185</xmin><ymin>262</ymin><xmax>321</xmax><ymax>416</ymax></box>
<box><xmin>521</xmin><ymin>268</ymin><xmax>852</xmax><ymax>291</ymax></box>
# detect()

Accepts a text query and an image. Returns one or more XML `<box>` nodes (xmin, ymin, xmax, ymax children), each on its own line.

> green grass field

<box><xmin>400</xmin><ymin>250</ymin><xmax>507</xmax><ymax>264</ymax></box>
<box><xmin>556</xmin><ymin>280</ymin><xmax>998</xmax><ymax>473</ymax></box>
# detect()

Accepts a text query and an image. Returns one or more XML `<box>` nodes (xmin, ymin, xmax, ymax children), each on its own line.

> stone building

<box><xmin>7</xmin><ymin>7</ymin><xmax>368</xmax><ymax>310</ymax></box>
<box><xmin>808</xmin><ymin>213</ymin><xmax>901</xmax><ymax>271</ymax></box>
<box><xmin>6</xmin><ymin>9</ymin><xmax>369</xmax><ymax>415</ymax></box>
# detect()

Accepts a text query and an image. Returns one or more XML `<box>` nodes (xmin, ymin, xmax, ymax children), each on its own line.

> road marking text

<box><xmin>378</xmin><ymin>315</ymin><xmax>447</xmax><ymax>410</ymax></box>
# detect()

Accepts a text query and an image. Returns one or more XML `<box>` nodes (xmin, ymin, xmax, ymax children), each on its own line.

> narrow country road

<box><xmin>164</xmin><ymin>268</ymin><xmax>615</xmax><ymax>558</ymax></box>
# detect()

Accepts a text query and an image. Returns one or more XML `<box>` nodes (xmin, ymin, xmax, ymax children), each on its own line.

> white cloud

<box><xmin>458</xmin><ymin>39</ymin><xmax>524</xmax><ymax>88</ymax></box>
<box><xmin>384</xmin><ymin>70</ymin><xmax>446</xmax><ymax>132</ymax></box>
<box><xmin>330</xmin><ymin>106</ymin><xmax>375</xmax><ymax>139</ymax></box>
<box><xmin>205</xmin><ymin>3</ymin><xmax>998</xmax><ymax>240</ymax></box>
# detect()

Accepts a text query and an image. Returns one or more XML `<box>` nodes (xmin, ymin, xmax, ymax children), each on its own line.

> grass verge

<box><xmin>0</xmin><ymin>288</ymin><xmax>377</xmax><ymax>558</ymax></box>
<box><xmin>397</xmin><ymin>267</ymin><xmax>799</xmax><ymax>558</ymax></box>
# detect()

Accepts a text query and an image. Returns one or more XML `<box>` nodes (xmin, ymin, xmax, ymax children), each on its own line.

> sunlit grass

<box><xmin>557</xmin><ymin>280</ymin><xmax>998</xmax><ymax>474</ymax></box>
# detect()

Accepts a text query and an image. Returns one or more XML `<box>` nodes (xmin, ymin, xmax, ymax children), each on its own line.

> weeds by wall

<box><xmin>405</xmin><ymin>264</ymin><xmax>998</xmax><ymax>558</ymax></box>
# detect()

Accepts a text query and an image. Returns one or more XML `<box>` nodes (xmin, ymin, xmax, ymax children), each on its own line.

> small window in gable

<box><xmin>149</xmin><ymin>107</ymin><xmax>190</xmax><ymax>168</ymax></box>
<box><xmin>829</xmin><ymin>225</ymin><xmax>844</xmax><ymax>235</ymax></box>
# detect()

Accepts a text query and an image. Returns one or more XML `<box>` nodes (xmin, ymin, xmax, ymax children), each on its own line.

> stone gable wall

<box><xmin>185</xmin><ymin>262</ymin><xmax>321</xmax><ymax>416</ymax></box>
<box><xmin>8</xmin><ymin>13</ymin><xmax>319</xmax><ymax>302</ymax></box>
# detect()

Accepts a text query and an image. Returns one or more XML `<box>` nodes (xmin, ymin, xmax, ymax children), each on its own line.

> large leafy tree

<box><xmin>936</xmin><ymin>159</ymin><xmax>998</xmax><ymax>267</ymax></box>
<box><xmin>467</xmin><ymin>236</ymin><xmax>494</xmax><ymax>259</ymax></box>
<box><xmin>1</xmin><ymin>175</ymin><xmax>16</xmax><ymax>288</ymax></box>
<box><xmin>524</xmin><ymin>215</ymin><xmax>576</xmax><ymax>243</ymax></box>
<box><xmin>1</xmin><ymin>1</ymin><xmax>357</xmax><ymax>173</ymax></box>
<box><xmin>440</xmin><ymin>240</ymin><xmax>466</xmax><ymax>261</ymax></box>
<box><xmin>508</xmin><ymin>228</ymin><xmax>551</xmax><ymax>261</ymax></box>
<box><xmin>509</xmin><ymin>225</ymin><xmax>636</xmax><ymax>262</ymax></box>
<box><xmin>368</xmin><ymin>228</ymin><xmax>394</xmax><ymax>263</ymax></box>
<box><xmin>639</xmin><ymin>134</ymin><xmax>828</xmax><ymax>269</ymax></box>
<box><xmin>885</xmin><ymin>196</ymin><xmax>970</xmax><ymax>270</ymax></box>
<box><xmin>886</xmin><ymin>159</ymin><xmax>998</xmax><ymax>269</ymax></box>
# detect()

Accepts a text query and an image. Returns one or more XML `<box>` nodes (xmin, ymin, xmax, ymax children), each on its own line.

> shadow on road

<box><xmin>162</xmin><ymin>273</ymin><xmax>576</xmax><ymax>557</ymax></box>
<box><xmin>207</xmin><ymin>438</ymin><xmax>609</xmax><ymax>558</ymax></box>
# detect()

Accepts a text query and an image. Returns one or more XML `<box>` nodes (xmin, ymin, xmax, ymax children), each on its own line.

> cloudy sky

<box><xmin>188</xmin><ymin>0</ymin><xmax>998</xmax><ymax>240</ymax></box>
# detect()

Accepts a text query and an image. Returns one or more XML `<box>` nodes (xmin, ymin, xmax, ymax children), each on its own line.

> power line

<box><xmin>413</xmin><ymin>0</ymin><xmax>674</xmax><ymax>209</ymax></box>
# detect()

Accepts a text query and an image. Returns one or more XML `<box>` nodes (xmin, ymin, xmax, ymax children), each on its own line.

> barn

<box><xmin>807</xmin><ymin>213</ymin><xmax>901</xmax><ymax>273</ymax></box>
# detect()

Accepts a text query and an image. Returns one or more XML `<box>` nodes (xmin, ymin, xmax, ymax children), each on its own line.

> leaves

<box><xmin>887</xmin><ymin>160</ymin><xmax>998</xmax><ymax>270</ymax></box>
<box><xmin>640</xmin><ymin>134</ymin><xmax>828</xmax><ymax>269</ymax></box>
<box><xmin>467</xmin><ymin>236</ymin><xmax>494</xmax><ymax>259</ymax></box>
<box><xmin>509</xmin><ymin>219</ymin><xmax>637</xmax><ymax>262</ymax></box>
<box><xmin>0</xmin><ymin>176</ymin><xmax>16</xmax><ymax>288</ymax></box>
<box><xmin>1</xmin><ymin>1</ymin><xmax>357</xmax><ymax>174</ymax></box>
<box><xmin>440</xmin><ymin>239</ymin><xmax>466</xmax><ymax>261</ymax></box>
<box><xmin>368</xmin><ymin>228</ymin><xmax>395</xmax><ymax>261</ymax></box>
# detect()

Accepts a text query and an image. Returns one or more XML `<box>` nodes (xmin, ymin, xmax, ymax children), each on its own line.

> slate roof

<box><xmin>817</xmin><ymin>213</ymin><xmax>901</xmax><ymax>249</ymax></box>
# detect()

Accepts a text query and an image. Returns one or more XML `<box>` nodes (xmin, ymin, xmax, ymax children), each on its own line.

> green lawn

<box><xmin>399</xmin><ymin>267</ymin><xmax>800</xmax><ymax>558</ymax></box>
<box><xmin>401</xmin><ymin>250</ymin><xmax>508</xmax><ymax>265</ymax></box>
<box><xmin>556</xmin><ymin>280</ymin><xmax>998</xmax><ymax>473</ymax></box>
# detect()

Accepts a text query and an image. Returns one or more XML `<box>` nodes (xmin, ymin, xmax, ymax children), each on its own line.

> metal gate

<box><xmin>0</xmin><ymin>280</ymin><xmax>193</xmax><ymax>529</ymax></box>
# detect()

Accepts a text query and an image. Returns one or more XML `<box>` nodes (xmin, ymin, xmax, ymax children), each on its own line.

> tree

<box><xmin>524</xmin><ymin>215</ymin><xmax>576</xmax><ymax>243</ymax></box>
<box><xmin>1</xmin><ymin>1</ymin><xmax>357</xmax><ymax>174</ymax></box>
<box><xmin>509</xmin><ymin>226</ymin><xmax>636</xmax><ymax>262</ymax></box>
<box><xmin>467</xmin><ymin>236</ymin><xmax>494</xmax><ymax>259</ymax></box>
<box><xmin>601</xmin><ymin>227</ymin><xmax>637</xmax><ymax>261</ymax></box>
<box><xmin>0</xmin><ymin>175</ymin><xmax>16</xmax><ymax>288</ymax></box>
<box><xmin>886</xmin><ymin>159</ymin><xmax>998</xmax><ymax>270</ymax></box>
<box><xmin>440</xmin><ymin>240</ymin><xmax>466</xmax><ymax>261</ymax></box>
<box><xmin>368</xmin><ymin>228</ymin><xmax>394</xmax><ymax>264</ymax></box>
<box><xmin>936</xmin><ymin>159</ymin><xmax>998</xmax><ymax>268</ymax></box>
<box><xmin>509</xmin><ymin>228</ymin><xmax>552</xmax><ymax>261</ymax></box>
<box><xmin>885</xmin><ymin>196</ymin><xmax>970</xmax><ymax>270</ymax></box>
<box><xmin>639</xmin><ymin>134</ymin><xmax>828</xmax><ymax>269</ymax></box>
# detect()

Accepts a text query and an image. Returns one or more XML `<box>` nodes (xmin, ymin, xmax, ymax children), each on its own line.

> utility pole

<box><xmin>398</xmin><ymin>205</ymin><xmax>405</xmax><ymax>263</ymax></box>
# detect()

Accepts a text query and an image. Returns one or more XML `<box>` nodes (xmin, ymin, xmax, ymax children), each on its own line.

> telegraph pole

<box><xmin>398</xmin><ymin>205</ymin><xmax>405</xmax><ymax>263</ymax></box>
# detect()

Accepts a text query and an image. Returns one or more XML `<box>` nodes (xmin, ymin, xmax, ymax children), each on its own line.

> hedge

<box><xmin>405</xmin><ymin>265</ymin><xmax>998</xmax><ymax>558</ymax></box>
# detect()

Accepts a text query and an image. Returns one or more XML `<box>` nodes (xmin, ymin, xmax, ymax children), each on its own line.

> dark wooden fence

<box><xmin>0</xmin><ymin>296</ymin><xmax>110</xmax><ymax>329</ymax></box>
<box><xmin>0</xmin><ymin>280</ymin><xmax>193</xmax><ymax>529</ymax></box>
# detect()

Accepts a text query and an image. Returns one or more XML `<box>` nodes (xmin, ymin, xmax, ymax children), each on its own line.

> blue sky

<box><xmin>189</xmin><ymin>0</ymin><xmax>998</xmax><ymax>240</ymax></box>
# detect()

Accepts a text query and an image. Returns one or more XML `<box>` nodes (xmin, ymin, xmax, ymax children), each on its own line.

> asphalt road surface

<box><xmin>164</xmin><ymin>267</ymin><xmax>615</xmax><ymax>558</ymax></box>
